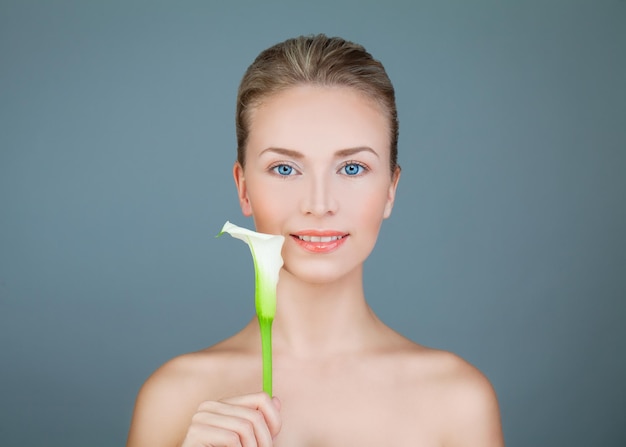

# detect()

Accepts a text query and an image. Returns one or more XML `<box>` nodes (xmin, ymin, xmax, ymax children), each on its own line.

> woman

<box><xmin>127</xmin><ymin>34</ymin><xmax>504</xmax><ymax>447</ymax></box>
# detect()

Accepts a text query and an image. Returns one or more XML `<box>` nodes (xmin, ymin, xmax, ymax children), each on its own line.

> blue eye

<box><xmin>341</xmin><ymin>162</ymin><xmax>365</xmax><ymax>176</ymax></box>
<box><xmin>272</xmin><ymin>164</ymin><xmax>294</xmax><ymax>176</ymax></box>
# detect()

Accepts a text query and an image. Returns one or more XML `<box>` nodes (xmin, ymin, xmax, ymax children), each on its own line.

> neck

<box><xmin>263</xmin><ymin>266</ymin><xmax>384</xmax><ymax>358</ymax></box>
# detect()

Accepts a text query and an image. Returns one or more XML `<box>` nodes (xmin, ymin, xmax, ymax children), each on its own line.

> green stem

<box><xmin>258</xmin><ymin>316</ymin><xmax>273</xmax><ymax>396</ymax></box>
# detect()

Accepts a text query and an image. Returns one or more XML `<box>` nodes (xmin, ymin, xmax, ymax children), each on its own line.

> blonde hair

<box><xmin>236</xmin><ymin>34</ymin><xmax>399</xmax><ymax>174</ymax></box>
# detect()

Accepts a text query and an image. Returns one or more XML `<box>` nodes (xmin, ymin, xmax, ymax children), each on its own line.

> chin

<box><xmin>282</xmin><ymin>262</ymin><xmax>361</xmax><ymax>286</ymax></box>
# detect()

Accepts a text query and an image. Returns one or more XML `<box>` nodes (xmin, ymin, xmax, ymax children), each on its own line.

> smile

<box><xmin>290</xmin><ymin>232</ymin><xmax>349</xmax><ymax>253</ymax></box>
<box><xmin>296</xmin><ymin>235</ymin><xmax>344</xmax><ymax>243</ymax></box>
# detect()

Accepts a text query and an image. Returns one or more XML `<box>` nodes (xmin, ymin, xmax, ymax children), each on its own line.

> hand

<box><xmin>180</xmin><ymin>392</ymin><xmax>282</xmax><ymax>447</ymax></box>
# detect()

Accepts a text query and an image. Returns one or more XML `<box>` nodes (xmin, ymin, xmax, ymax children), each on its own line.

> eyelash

<box><xmin>269</xmin><ymin>163</ymin><xmax>298</xmax><ymax>177</ymax></box>
<box><xmin>339</xmin><ymin>160</ymin><xmax>369</xmax><ymax>176</ymax></box>
<box><xmin>268</xmin><ymin>160</ymin><xmax>369</xmax><ymax>177</ymax></box>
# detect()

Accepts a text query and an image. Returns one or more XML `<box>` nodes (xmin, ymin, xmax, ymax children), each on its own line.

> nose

<box><xmin>300</xmin><ymin>172</ymin><xmax>338</xmax><ymax>217</ymax></box>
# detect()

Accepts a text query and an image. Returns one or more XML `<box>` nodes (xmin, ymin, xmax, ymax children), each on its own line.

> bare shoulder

<box><xmin>399</xmin><ymin>343</ymin><xmax>505</xmax><ymax>447</ymax></box>
<box><xmin>126</xmin><ymin>337</ymin><xmax>259</xmax><ymax>447</ymax></box>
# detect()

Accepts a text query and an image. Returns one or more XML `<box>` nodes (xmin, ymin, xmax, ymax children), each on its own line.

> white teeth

<box><xmin>297</xmin><ymin>235</ymin><xmax>342</xmax><ymax>242</ymax></box>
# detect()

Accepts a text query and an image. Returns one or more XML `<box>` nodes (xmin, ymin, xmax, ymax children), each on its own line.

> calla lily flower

<box><xmin>218</xmin><ymin>221</ymin><xmax>285</xmax><ymax>396</ymax></box>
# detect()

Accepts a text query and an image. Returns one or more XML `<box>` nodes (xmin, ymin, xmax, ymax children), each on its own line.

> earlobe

<box><xmin>233</xmin><ymin>161</ymin><xmax>253</xmax><ymax>217</ymax></box>
<box><xmin>383</xmin><ymin>166</ymin><xmax>401</xmax><ymax>219</ymax></box>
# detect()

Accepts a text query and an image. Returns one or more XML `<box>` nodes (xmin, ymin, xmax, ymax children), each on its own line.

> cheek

<box><xmin>246</xmin><ymin>184</ymin><xmax>294</xmax><ymax>232</ymax></box>
<box><xmin>344</xmin><ymin>185</ymin><xmax>390</xmax><ymax>230</ymax></box>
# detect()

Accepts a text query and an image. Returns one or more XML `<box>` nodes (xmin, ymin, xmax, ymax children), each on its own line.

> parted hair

<box><xmin>236</xmin><ymin>34</ymin><xmax>399</xmax><ymax>174</ymax></box>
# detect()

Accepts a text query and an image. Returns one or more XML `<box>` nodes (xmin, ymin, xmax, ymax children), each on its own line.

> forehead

<box><xmin>246</xmin><ymin>85</ymin><xmax>391</xmax><ymax>155</ymax></box>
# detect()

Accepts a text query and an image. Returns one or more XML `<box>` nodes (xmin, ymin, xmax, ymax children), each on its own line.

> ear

<box><xmin>383</xmin><ymin>166</ymin><xmax>401</xmax><ymax>219</ymax></box>
<box><xmin>233</xmin><ymin>161</ymin><xmax>253</xmax><ymax>217</ymax></box>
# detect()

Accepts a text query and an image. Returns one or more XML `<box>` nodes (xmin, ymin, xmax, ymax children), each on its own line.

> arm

<box><xmin>126</xmin><ymin>357</ymin><xmax>191</xmax><ymax>447</ymax></box>
<box><xmin>444</xmin><ymin>363</ymin><xmax>505</xmax><ymax>447</ymax></box>
<box><xmin>126</xmin><ymin>355</ymin><xmax>281</xmax><ymax>447</ymax></box>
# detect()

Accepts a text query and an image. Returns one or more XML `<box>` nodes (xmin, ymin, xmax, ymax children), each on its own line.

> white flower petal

<box><xmin>219</xmin><ymin>221</ymin><xmax>285</xmax><ymax>319</ymax></box>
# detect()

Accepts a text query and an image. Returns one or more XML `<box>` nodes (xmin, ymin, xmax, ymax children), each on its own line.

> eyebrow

<box><xmin>259</xmin><ymin>146</ymin><xmax>379</xmax><ymax>159</ymax></box>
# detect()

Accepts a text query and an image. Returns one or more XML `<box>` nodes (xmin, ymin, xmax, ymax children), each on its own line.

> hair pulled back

<box><xmin>236</xmin><ymin>34</ymin><xmax>399</xmax><ymax>174</ymax></box>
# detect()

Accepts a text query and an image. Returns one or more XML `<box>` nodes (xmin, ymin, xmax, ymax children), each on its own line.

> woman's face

<box><xmin>234</xmin><ymin>85</ymin><xmax>400</xmax><ymax>284</ymax></box>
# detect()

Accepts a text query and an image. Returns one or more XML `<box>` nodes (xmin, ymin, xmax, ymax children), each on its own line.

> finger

<box><xmin>218</xmin><ymin>392</ymin><xmax>282</xmax><ymax>438</ymax></box>
<box><xmin>183</xmin><ymin>422</ymin><xmax>243</xmax><ymax>447</ymax></box>
<box><xmin>192</xmin><ymin>406</ymin><xmax>272</xmax><ymax>447</ymax></box>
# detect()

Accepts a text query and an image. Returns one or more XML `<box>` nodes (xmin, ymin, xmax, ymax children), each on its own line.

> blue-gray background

<box><xmin>1</xmin><ymin>1</ymin><xmax>624</xmax><ymax>446</ymax></box>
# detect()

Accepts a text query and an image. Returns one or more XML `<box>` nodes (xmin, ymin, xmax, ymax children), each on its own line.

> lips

<box><xmin>290</xmin><ymin>231</ymin><xmax>349</xmax><ymax>253</ymax></box>
<box><xmin>296</xmin><ymin>234</ymin><xmax>344</xmax><ymax>243</ymax></box>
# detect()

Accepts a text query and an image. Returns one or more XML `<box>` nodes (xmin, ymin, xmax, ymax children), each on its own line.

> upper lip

<box><xmin>291</xmin><ymin>230</ymin><xmax>348</xmax><ymax>237</ymax></box>
<box><xmin>290</xmin><ymin>230</ymin><xmax>349</xmax><ymax>242</ymax></box>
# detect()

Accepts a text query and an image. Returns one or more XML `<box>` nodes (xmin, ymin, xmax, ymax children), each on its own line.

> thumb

<box><xmin>272</xmin><ymin>396</ymin><xmax>282</xmax><ymax>411</ymax></box>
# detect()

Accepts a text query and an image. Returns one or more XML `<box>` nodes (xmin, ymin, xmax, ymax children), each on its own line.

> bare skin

<box><xmin>126</xmin><ymin>293</ymin><xmax>503</xmax><ymax>446</ymax></box>
<box><xmin>126</xmin><ymin>86</ymin><xmax>504</xmax><ymax>446</ymax></box>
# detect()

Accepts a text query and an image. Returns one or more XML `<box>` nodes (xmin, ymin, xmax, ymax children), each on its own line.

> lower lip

<box><xmin>291</xmin><ymin>235</ymin><xmax>348</xmax><ymax>253</ymax></box>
